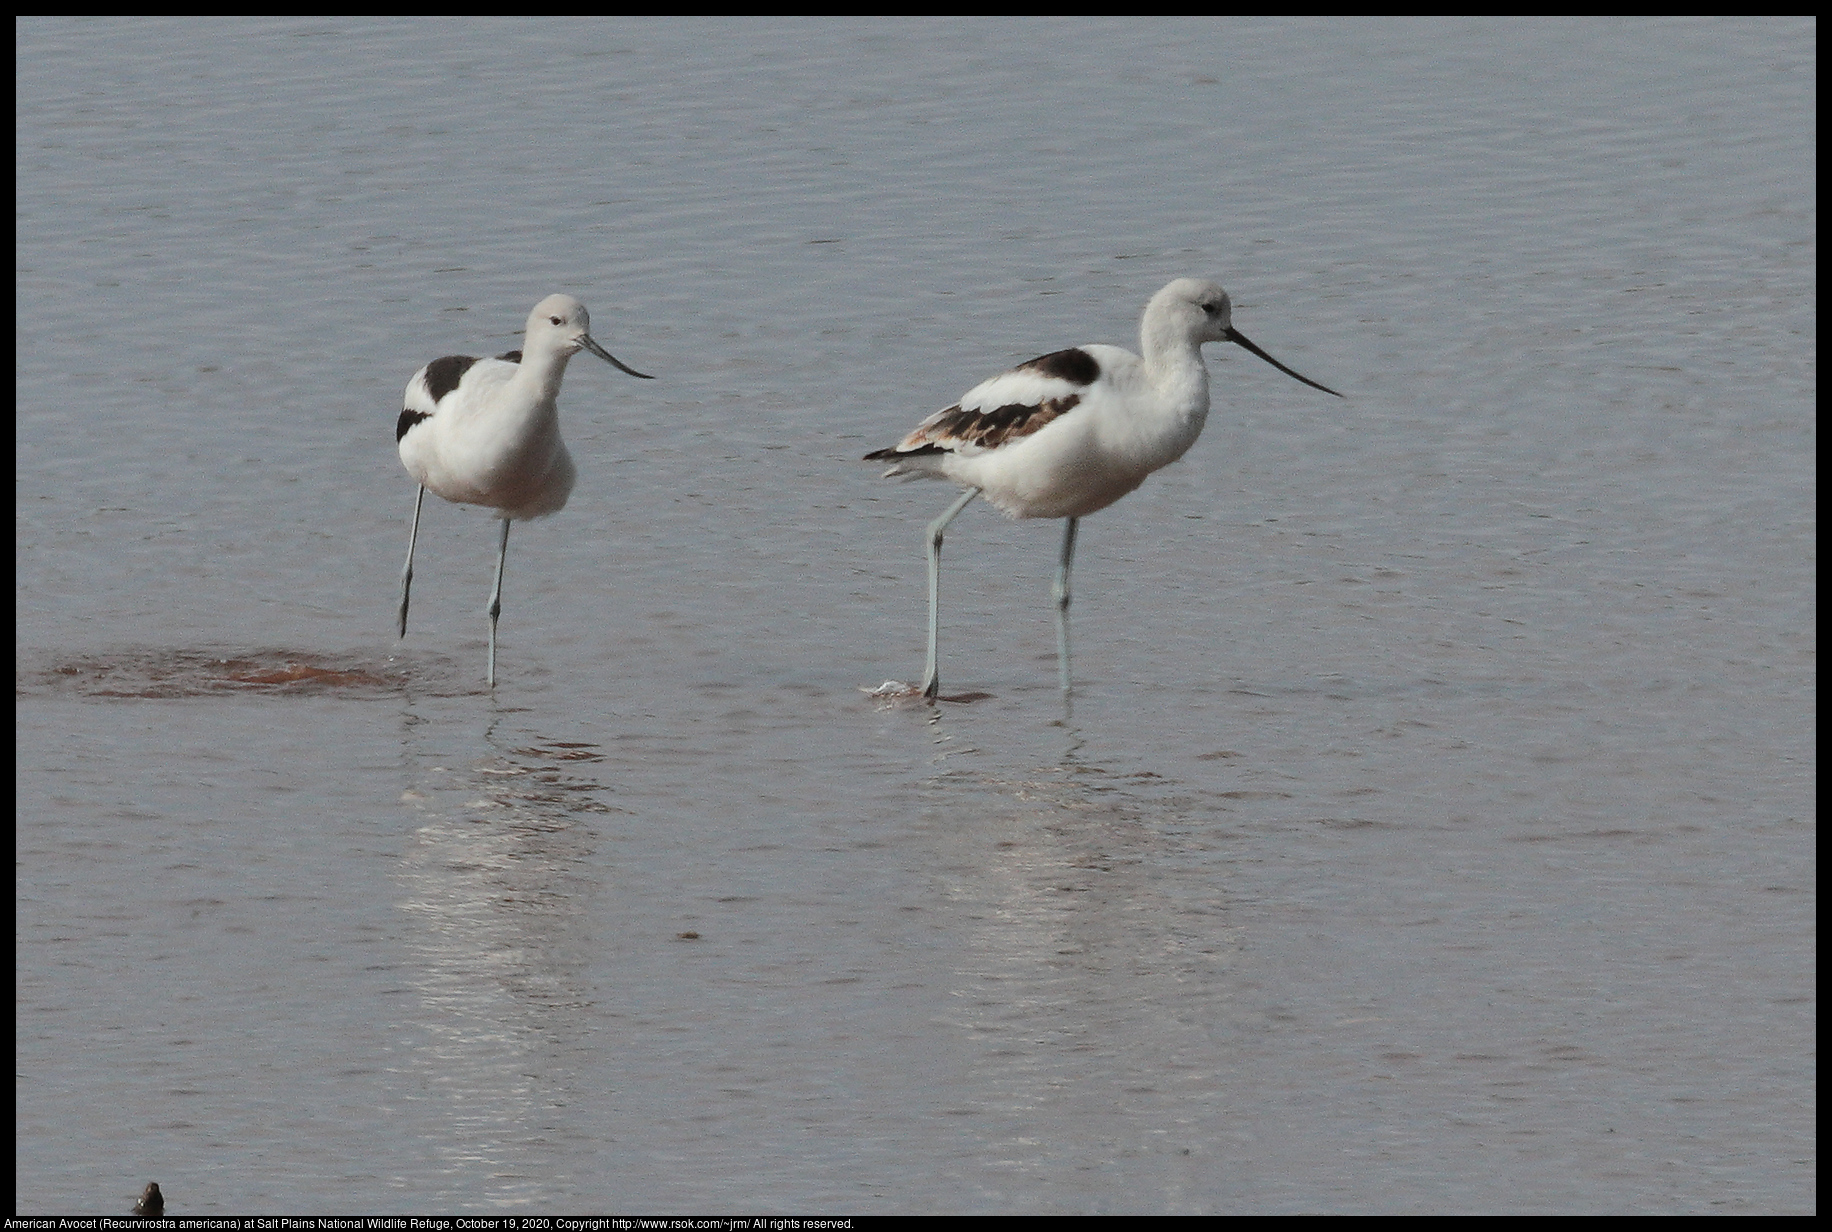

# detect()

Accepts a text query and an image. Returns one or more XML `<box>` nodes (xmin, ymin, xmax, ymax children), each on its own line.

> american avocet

<box><xmin>395</xmin><ymin>294</ymin><xmax>652</xmax><ymax>686</ymax></box>
<box><xmin>865</xmin><ymin>277</ymin><xmax>1341</xmax><ymax>700</ymax></box>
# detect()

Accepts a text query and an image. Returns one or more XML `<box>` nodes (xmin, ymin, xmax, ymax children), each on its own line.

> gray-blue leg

<box><xmin>1052</xmin><ymin>516</ymin><xmax>1079</xmax><ymax>696</ymax></box>
<box><xmin>922</xmin><ymin>487</ymin><xmax>981</xmax><ymax>699</ymax></box>
<box><xmin>397</xmin><ymin>485</ymin><xmax>426</xmax><ymax>639</ymax></box>
<box><xmin>487</xmin><ymin>517</ymin><xmax>512</xmax><ymax>688</ymax></box>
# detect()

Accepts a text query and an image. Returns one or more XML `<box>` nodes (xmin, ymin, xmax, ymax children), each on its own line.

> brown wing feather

<box><xmin>863</xmin><ymin>346</ymin><xmax>1101</xmax><ymax>462</ymax></box>
<box><xmin>896</xmin><ymin>393</ymin><xmax>1081</xmax><ymax>453</ymax></box>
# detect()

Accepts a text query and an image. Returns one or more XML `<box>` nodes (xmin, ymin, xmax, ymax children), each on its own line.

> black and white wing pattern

<box><xmin>865</xmin><ymin>348</ymin><xmax>1102</xmax><ymax>467</ymax></box>
<box><xmin>396</xmin><ymin>352</ymin><xmax>525</xmax><ymax>443</ymax></box>
<box><xmin>397</xmin><ymin>354</ymin><xmax>478</xmax><ymax>443</ymax></box>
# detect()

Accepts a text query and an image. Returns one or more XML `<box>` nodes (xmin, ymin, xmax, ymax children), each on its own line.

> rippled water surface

<box><xmin>17</xmin><ymin>16</ymin><xmax>1814</xmax><ymax>1214</ymax></box>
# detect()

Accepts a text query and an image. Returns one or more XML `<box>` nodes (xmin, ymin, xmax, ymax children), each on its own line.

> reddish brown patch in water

<box><xmin>224</xmin><ymin>662</ymin><xmax>384</xmax><ymax>688</ymax></box>
<box><xmin>21</xmin><ymin>649</ymin><xmax>418</xmax><ymax>699</ymax></box>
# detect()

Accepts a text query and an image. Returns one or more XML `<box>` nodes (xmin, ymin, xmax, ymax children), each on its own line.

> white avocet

<box><xmin>394</xmin><ymin>293</ymin><xmax>652</xmax><ymax>686</ymax></box>
<box><xmin>865</xmin><ymin>277</ymin><xmax>1341</xmax><ymax>701</ymax></box>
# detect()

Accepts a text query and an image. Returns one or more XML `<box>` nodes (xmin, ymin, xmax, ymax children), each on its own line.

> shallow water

<box><xmin>16</xmin><ymin>16</ymin><xmax>1814</xmax><ymax>1214</ymax></box>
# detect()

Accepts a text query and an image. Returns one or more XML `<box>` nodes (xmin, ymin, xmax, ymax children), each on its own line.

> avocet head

<box><xmin>1151</xmin><ymin>278</ymin><xmax>1341</xmax><ymax>397</ymax></box>
<box><xmin>1151</xmin><ymin>277</ymin><xmax>1238</xmax><ymax>344</ymax></box>
<box><xmin>524</xmin><ymin>293</ymin><xmax>653</xmax><ymax>379</ymax></box>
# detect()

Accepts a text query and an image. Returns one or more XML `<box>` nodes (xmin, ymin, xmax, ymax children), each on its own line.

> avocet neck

<box><xmin>1139</xmin><ymin>313</ymin><xmax>1212</xmax><ymax>419</ymax></box>
<box><xmin>513</xmin><ymin>342</ymin><xmax>575</xmax><ymax>401</ymax></box>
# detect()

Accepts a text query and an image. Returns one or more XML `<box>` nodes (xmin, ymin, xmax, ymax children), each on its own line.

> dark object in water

<box><xmin>133</xmin><ymin>1182</ymin><xmax>164</xmax><ymax>1217</ymax></box>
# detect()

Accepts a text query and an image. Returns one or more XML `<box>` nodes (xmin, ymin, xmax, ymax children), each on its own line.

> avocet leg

<box><xmin>1051</xmin><ymin>516</ymin><xmax>1079</xmax><ymax>696</ymax></box>
<box><xmin>487</xmin><ymin>517</ymin><xmax>512</xmax><ymax>688</ymax></box>
<box><xmin>397</xmin><ymin>485</ymin><xmax>426</xmax><ymax>640</ymax></box>
<box><xmin>922</xmin><ymin>487</ymin><xmax>980</xmax><ymax>700</ymax></box>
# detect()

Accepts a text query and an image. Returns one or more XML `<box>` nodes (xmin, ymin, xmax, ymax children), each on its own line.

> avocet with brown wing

<box><xmin>865</xmin><ymin>277</ymin><xmax>1341</xmax><ymax>701</ymax></box>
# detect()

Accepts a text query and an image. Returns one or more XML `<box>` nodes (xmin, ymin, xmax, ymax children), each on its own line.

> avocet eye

<box><xmin>549</xmin><ymin>316</ymin><xmax>564</xmax><ymax>326</ymax></box>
